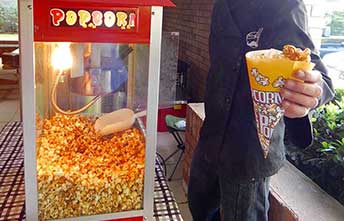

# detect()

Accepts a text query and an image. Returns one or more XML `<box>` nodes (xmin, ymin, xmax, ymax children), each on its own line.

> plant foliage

<box><xmin>330</xmin><ymin>11</ymin><xmax>344</xmax><ymax>36</ymax></box>
<box><xmin>286</xmin><ymin>89</ymin><xmax>344</xmax><ymax>205</ymax></box>
<box><xmin>0</xmin><ymin>1</ymin><xmax>18</xmax><ymax>33</ymax></box>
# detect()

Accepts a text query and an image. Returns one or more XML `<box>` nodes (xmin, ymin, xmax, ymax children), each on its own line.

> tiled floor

<box><xmin>0</xmin><ymin>87</ymin><xmax>192</xmax><ymax>220</ymax></box>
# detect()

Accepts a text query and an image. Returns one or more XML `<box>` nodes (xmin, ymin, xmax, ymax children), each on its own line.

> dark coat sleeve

<box><xmin>273</xmin><ymin>2</ymin><xmax>335</xmax><ymax>148</ymax></box>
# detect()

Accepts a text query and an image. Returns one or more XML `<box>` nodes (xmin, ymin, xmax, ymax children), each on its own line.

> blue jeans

<box><xmin>188</xmin><ymin>150</ymin><xmax>270</xmax><ymax>221</ymax></box>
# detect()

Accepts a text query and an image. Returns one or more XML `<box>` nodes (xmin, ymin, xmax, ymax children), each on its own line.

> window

<box><xmin>305</xmin><ymin>0</ymin><xmax>344</xmax><ymax>89</ymax></box>
<box><xmin>0</xmin><ymin>0</ymin><xmax>18</xmax><ymax>41</ymax></box>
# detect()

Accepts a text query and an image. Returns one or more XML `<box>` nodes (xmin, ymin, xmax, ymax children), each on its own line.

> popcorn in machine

<box><xmin>19</xmin><ymin>0</ymin><xmax>175</xmax><ymax>220</ymax></box>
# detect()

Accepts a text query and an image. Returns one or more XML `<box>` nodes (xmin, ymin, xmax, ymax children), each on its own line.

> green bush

<box><xmin>286</xmin><ymin>89</ymin><xmax>344</xmax><ymax>205</ymax></box>
<box><xmin>330</xmin><ymin>11</ymin><xmax>344</xmax><ymax>36</ymax></box>
<box><xmin>312</xmin><ymin>89</ymin><xmax>344</xmax><ymax>166</ymax></box>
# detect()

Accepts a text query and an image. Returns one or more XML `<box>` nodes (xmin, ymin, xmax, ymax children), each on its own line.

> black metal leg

<box><xmin>168</xmin><ymin>149</ymin><xmax>184</xmax><ymax>181</ymax></box>
<box><xmin>164</xmin><ymin>148</ymin><xmax>181</xmax><ymax>162</ymax></box>
<box><xmin>171</xmin><ymin>130</ymin><xmax>185</xmax><ymax>149</ymax></box>
<box><xmin>176</xmin><ymin>131</ymin><xmax>184</xmax><ymax>145</ymax></box>
<box><xmin>160</xmin><ymin>126</ymin><xmax>186</xmax><ymax>181</ymax></box>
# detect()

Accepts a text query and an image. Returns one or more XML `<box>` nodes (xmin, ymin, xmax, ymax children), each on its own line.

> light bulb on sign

<box><xmin>51</xmin><ymin>42</ymin><xmax>73</xmax><ymax>71</ymax></box>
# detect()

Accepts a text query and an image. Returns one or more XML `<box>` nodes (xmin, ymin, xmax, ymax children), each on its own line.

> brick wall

<box><xmin>163</xmin><ymin>0</ymin><xmax>214</xmax><ymax>101</ymax></box>
<box><xmin>303</xmin><ymin>0</ymin><xmax>327</xmax><ymax>49</ymax></box>
<box><xmin>184</xmin><ymin>103</ymin><xmax>204</xmax><ymax>185</ymax></box>
<box><xmin>163</xmin><ymin>1</ymin><xmax>326</xmax><ymax>101</ymax></box>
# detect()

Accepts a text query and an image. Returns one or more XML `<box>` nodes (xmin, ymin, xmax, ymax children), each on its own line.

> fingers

<box><xmin>294</xmin><ymin>70</ymin><xmax>322</xmax><ymax>83</ymax></box>
<box><xmin>280</xmin><ymin>70</ymin><xmax>323</xmax><ymax>119</ymax></box>
<box><xmin>280</xmin><ymin>88</ymin><xmax>319</xmax><ymax>109</ymax></box>
<box><xmin>281</xmin><ymin>100</ymin><xmax>309</xmax><ymax>118</ymax></box>
<box><xmin>283</xmin><ymin>80</ymin><xmax>323</xmax><ymax>98</ymax></box>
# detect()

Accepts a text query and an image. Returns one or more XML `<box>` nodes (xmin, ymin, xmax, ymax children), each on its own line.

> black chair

<box><xmin>161</xmin><ymin>114</ymin><xmax>186</xmax><ymax>181</ymax></box>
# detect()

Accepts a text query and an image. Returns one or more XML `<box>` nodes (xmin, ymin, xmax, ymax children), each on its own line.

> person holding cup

<box><xmin>187</xmin><ymin>0</ymin><xmax>335</xmax><ymax>221</ymax></box>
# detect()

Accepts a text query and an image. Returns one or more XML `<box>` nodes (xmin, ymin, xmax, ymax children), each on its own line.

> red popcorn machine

<box><xmin>19</xmin><ymin>0</ymin><xmax>174</xmax><ymax>220</ymax></box>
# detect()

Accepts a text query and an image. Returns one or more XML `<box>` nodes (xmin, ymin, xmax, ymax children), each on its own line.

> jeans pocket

<box><xmin>220</xmin><ymin>178</ymin><xmax>270</xmax><ymax>221</ymax></box>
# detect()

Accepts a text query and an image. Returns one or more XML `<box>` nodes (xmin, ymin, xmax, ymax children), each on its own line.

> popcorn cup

<box><xmin>245</xmin><ymin>49</ymin><xmax>315</xmax><ymax>158</ymax></box>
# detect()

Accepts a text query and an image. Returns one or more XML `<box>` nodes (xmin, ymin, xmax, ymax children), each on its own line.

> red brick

<box><xmin>269</xmin><ymin>190</ymin><xmax>299</xmax><ymax>221</ymax></box>
<box><xmin>163</xmin><ymin>0</ymin><xmax>214</xmax><ymax>101</ymax></box>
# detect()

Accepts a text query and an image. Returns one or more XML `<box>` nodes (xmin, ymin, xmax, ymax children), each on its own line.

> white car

<box><xmin>322</xmin><ymin>51</ymin><xmax>344</xmax><ymax>89</ymax></box>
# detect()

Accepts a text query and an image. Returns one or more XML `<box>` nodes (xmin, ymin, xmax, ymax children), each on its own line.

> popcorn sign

<box><xmin>251</xmin><ymin>89</ymin><xmax>284</xmax><ymax>154</ymax></box>
<box><xmin>50</xmin><ymin>8</ymin><xmax>137</xmax><ymax>30</ymax></box>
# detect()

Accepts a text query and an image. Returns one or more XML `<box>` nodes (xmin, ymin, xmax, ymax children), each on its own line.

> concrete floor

<box><xmin>0</xmin><ymin>87</ymin><xmax>21</xmax><ymax>130</ymax></box>
<box><xmin>0</xmin><ymin>87</ymin><xmax>193</xmax><ymax>220</ymax></box>
<box><xmin>157</xmin><ymin>132</ymin><xmax>193</xmax><ymax>221</ymax></box>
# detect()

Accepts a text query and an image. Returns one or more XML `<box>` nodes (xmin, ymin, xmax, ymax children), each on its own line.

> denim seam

<box><xmin>234</xmin><ymin>184</ymin><xmax>241</xmax><ymax>221</ymax></box>
<box><xmin>264</xmin><ymin>178</ymin><xmax>269</xmax><ymax>219</ymax></box>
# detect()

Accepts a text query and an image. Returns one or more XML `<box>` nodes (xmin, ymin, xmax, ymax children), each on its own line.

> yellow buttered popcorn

<box><xmin>37</xmin><ymin>114</ymin><xmax>145</xmax><ymax>220</ymax></box>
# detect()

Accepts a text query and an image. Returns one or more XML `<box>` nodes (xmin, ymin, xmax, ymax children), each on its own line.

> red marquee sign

<box><xmin>49</xmin><ymin>8</ymin><xmax>137</xmax><ymax>30</ymax></box>
<box><xmin>33</xmin><ymin>0</ymin><xmax>174</xmax><ymax>43</ymax></box>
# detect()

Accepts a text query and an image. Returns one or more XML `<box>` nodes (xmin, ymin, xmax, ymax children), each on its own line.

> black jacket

<box><xmin>196</xmin><ymin>0</ymin><xmax>335</xmax><ymax>181</ymax></box>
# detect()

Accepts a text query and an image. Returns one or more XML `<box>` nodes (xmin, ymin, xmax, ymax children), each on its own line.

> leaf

<box><xmin>320</xmin><ymin>148</ymin><xmax>335</xmax><ymax>153</ymax></box>
<box><xmin>338</xmin><ymin>131</ymin><xmax>344</xmax><ymax>138</ymax></box>
<box><xmin>334</xmin><ymin>155</ymin><xmax>343</xmax><ymax>163</ymax></box>
<box><xmin>322</xmin><ymin>141</ymin><xmax>329</xmax><ymax>148</ymax></box>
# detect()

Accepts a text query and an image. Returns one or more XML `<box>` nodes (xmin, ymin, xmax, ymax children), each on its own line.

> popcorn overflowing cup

<box><xmin>245</xmin><ymin>45</ymin><xmax>315</xmax><ymax>158</ymax></box>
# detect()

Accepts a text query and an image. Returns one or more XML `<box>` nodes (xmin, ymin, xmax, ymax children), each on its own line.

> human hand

<box><xmin>280</xmin><ymin>70</ymin><xmax>323</xmax><ymax>118</ymax></box>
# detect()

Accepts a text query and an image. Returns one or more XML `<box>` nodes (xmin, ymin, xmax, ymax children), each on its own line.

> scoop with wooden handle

<box><xmin>94</xmin><ymin>108</ymin><xmax>146</xmax><ymax>136</ymax></box>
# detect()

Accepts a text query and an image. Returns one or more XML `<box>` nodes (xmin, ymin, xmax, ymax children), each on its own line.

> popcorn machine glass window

<box><xmin>20</xmin><ymin>1</ymin><xmax>175</xmax><ymax>220</ymax></box>
<box><xmin>35</xmin><ymin>41</ymin><xmax>148</xmax><ymax>219</ymax></box>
